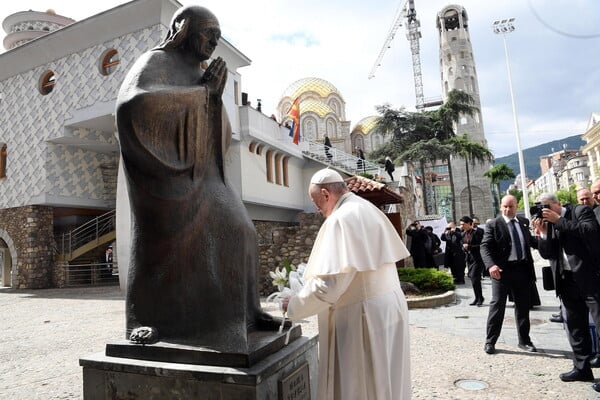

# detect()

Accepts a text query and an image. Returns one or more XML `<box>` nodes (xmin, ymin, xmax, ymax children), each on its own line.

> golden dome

<box><xmin>352</xmin><ymin>116</ymin><xmax>381</xmax><ymax>135</ymax></box>
<box><xmin>282</xmin><ymin>77</ymin><xmax>343</xmax><ymax>101</ymax></box>
<box><xmin>297</xmin><ymin>98</ymin><xmax>336</xmax><ymax>119</ymax></box>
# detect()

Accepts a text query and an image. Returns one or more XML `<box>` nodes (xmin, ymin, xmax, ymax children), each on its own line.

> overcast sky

<box><xmin>2</xmin><ymin>0</ymin><xmax>599</xmax><ymax>157</ymax></box>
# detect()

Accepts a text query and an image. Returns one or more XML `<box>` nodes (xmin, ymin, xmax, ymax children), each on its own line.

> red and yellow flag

<box><xmin>286</xmin><ymin>97</ymin><xmax>300</xmax><ymax>145</ymax></box>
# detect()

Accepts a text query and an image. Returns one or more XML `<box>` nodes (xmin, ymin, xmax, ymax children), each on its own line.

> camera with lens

<box><xmin>529</xmin><ymin>202</ymin><xmax>550</xmax><ymax>219</ymax></box>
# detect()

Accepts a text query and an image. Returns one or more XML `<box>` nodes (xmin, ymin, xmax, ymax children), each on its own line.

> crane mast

<box><xmin>369</xmin><ymin>0</ymin><xmax>427</xmax><ymax>110</ymax></box>
<box><xmin>367</xmin><ymin>0</ymin><xmax>407</xmax><ymax>80</ymax></box>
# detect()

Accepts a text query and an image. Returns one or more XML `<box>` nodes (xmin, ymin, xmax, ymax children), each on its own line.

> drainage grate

<box><xmin>455</xmin><ymin>379</ymin><xmax>489</xmax><ymax>391</ymax></box>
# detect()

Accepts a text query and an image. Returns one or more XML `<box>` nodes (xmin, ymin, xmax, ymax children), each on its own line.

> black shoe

<box><xmin>484</xmin><ymin>343</ymin><xmax>495</xmax><ymax>354</ymax></box>
<box><xmin>590</xmin><ymin>356</ymin><xmax>600</xmax><ymax>368</ymax></box>
<box><xmin>559</xmin><ymin>368</ymin><xmax>594</xmax><ymax>382</ymax></box>
<box><xmin>455</xmin><ymin>280</ymin><xmax>465</xmax><ymax>284</ymax></box>
<box><xmin>518</xmin><ymin>343</ymin><xmax>537</xmax><ymax>352</ymax></box>
<box><xmin>469</xmin><ymin>299</ymin><xmax>478</xmax><ymax>306</ymax></box>
<box><xmin>549</xmin><ymin>314</ymin><xmax>564</xmax><ymax>323</ymax></box>
<box><xmin>476</xmin><ymin>297</ymin><xmax>485</xmax><ymax>306</ymax></box>
<box><xmin>593</xmin><ymin>382</ymin><xmax>600</xmax><ymax>392</ymax></box>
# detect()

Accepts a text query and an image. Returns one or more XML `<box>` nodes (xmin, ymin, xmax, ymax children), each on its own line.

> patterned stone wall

<box><xmin>0</xmin><ymin>206</ymin><xmax>54</xmax><ymax>289</ymax></box>
<box><xmin>11</xmin><ymin>21</ymin><xmax>65</xmax><ymax>33</ymax></box>
<box><xmin>257</xmin><ymin>213</ymin><xmax>323</xmax><ymax>296</ymax></box>
<box><xmin>0</xmin><ymin>24</ymin><xmax>165</xmax><ymax>209</ymax></box>
<box><xmin>46</xmin><ymin>144</ymin><xmax>118</xmax><ymax>201</ymax></box>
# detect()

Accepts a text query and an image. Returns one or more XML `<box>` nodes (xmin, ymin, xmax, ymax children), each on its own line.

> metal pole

<box><xmin>494</xmin><ymin>19</ymin><xmax>531</xmax><ymax>220</ymax></box>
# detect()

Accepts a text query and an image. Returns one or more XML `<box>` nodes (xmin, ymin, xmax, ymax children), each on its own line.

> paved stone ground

<box><xmin>1</xmin><ymin>252</ymin><xmax>600</xmax><ymax>399</ymax></box>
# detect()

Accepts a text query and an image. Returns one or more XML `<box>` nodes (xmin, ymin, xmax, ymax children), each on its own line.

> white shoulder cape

<box><xmin>304</xmin><ymin>192</ymin><xmax>410</xmax><ymax>279</ymax></box>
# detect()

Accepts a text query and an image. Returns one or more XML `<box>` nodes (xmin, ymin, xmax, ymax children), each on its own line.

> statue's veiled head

<box><xmin>157</xmin><ymin>5</ymin><xmax>221</xmax><ymax>62</ymax></box>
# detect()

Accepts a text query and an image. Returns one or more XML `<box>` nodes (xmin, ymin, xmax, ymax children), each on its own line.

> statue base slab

<box><xmin>106</xmin><ymin>325</ymin><xmax>302</xmax><ymax>368</ymax></box>
<box><xmin>80</xmin><ymin>332</ymin><xmax>318</xmax><ymax>400</ymax></box>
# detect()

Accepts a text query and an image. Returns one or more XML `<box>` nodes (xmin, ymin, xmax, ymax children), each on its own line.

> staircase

<box><xmin>302</xmin><ymin>140</ymin><xmax>383</xmax><ymax>176</ymax></box>
<box><xmin>55</xmin><ymin>209</ymin><xmax>116</xmax><ymax>262</ymax></box>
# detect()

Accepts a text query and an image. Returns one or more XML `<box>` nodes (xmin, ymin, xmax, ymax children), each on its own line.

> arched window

<box><xmin>326</xmin><ymin>119</ymin><xmax>336</xmax><ymax>138</ymax></box>
<box><xmin>0</xmin><ymin>143</ymin><xmax>7</xmax><ymax>178</ymax></box>
<box><xmin>39</xmin><ymin>70</ymin><xmax>55</xmax><ymax>95</ymax></box>
<box><xmin>274</xmin><ymin>153</ymin><xmax>282</xmax><ymax>185</ymax></box>
<box><xmin>100</xmin><ymin>49</ymin><xmax>120</xmax><ymax>76</ymax></box>
<box><xmin>266</xmin><ymin>149</ymin><xmax>273</xmax><ymax>183</ymax></box>
<box><xmin>454</xmin><ymin>77</ymin><xmax>464</xmax><ymax>91</ymax></box>
<box><xmin>282</xmin><ymin>156</ymin><xmax>289</xmax><ymax>187</ymax></box>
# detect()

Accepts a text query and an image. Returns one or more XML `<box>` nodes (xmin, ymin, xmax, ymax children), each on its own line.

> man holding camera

<box><xmin>441</xmin><ymin>221</ymin><xmax>465</xmax><ymax>284</ymax></box>
<box><xmin>533</xmin><ymin>193</ymin><xmax>600</xmax><ymax>390</ymax></box>
<box><xmin>406</xmin><ymin>221</ymin><xmax>431</xmax><ymax>268</ymax></box>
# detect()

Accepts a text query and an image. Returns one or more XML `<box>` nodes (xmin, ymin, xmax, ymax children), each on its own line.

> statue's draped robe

<box><xmin>117</xmin><ymin>76</ymin><xmax>259</xmax><ymax>351</ymax></box>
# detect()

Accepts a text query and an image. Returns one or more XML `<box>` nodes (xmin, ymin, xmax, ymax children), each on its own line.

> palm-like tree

<box><xmin>397</xmin><ymin>139</ymin><xmax>452</xmax><ymax>214</ymax></box>
<box><xmin>448</xmin><ymin>135</ymin><xmax>494</xmax><ymax>217</ymax></box>
<box><xmin>483</xmin><ymin>163</ymin><xmax>515</xmax><ymax>214</ymax></box>
<box><xmin>435</xmin><ymin>90</ymin><xmax>478</xmax><ymax>220</ymax></box>
<box><xmin>373</xmin><ymin>90</ymin><xmax>485</xmax><ymax>217</ymax></box>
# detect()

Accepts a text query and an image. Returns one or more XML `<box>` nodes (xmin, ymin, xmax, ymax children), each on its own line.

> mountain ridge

<box><xmin>494</xmin><ymin>135</ymin><xmax>586</xmax><ymax>192</ymax></box>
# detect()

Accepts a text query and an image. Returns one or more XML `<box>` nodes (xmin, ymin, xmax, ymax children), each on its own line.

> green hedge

<box><xmin>398</xmin><ymin>268</ymin><xmax>455</xmax><ymax>292</ymax></box>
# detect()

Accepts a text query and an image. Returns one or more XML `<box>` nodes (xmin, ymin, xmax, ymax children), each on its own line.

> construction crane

<box><xmin>369</xmin><ymin>0</ymin><xmax>431</xmax><ymax>110</ymax></box>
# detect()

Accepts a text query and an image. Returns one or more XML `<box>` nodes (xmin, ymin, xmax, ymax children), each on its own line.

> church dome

<box><xmin>281</xmin><ymin>77</ymin><xmax>344</xmax><ymax>101</ymax></box>
<box><xmin>297</xmin><ymin>98</ymin><xmax>336</xmax><ymax>119</ymax></box>
<box><xmin>352</xmin><ymin>116</ymin><xmax>381</xmax><ymax>135</ymax></box>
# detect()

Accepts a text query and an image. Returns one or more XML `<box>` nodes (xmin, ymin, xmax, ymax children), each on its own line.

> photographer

<box><xmin>406</xmin><ymin>221</ymin><xmax>429</xmax><ymax>268</ymax></box>
<box><xmin>441</xmin><ymin>221</ymin><xmax>465</xmax><ymax>284</ymax></box>
<box><xmin>533</xmin><ymin>193</ymin><xmax>600</xmax><ymax>390</ymax></box>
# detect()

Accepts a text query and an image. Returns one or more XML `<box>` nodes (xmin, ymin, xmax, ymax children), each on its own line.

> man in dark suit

<box><xmin>534</xmin><ymin>193</ymin><xmax>600</xmax><ymax>389</ymax></box>
<box><xmin>589</xmin><ymin>181</ymin><xmax>600</xmax><ymax>223</ymax></box>
<box><xmin>481</xmin><ymin>195</ymin><xmax>537</xmax><ymax>355</ymax></box>
<box><xmin>406</xmin><ymin>221</ymin><xmax>429</xmax><ymax>268</ymax></box>
<box><xmin>459</xmin><ymin>216</ymin><xmax>484</xmax><ymax>305</ymax></box>
<box><xmin>441</xmin><ymin>221</ymin><xmax>465</xmax><ymax>284</ymax></box>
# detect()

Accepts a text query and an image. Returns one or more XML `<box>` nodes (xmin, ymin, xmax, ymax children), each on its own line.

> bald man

<box><xmin>589</xmin><ymin>181</ymin><xmax>600</xmax><ymax>225</ymax></box>
<box><xmin>481</xmin><ymin>195</ymin><xmax>538</xmax><ymax>355</ymax></box>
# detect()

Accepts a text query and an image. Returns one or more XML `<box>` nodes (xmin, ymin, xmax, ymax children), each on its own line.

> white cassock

<box><xmin>287</xmin><ymin>192</ymin><xmax>411</xmax><ymax>400</ymax></box>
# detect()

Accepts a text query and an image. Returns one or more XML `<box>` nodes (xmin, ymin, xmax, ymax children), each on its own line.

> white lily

<box><xmin>269</xmin><ymin>266</ymin><xmax>288</xmax><ymax>291</ymax></box>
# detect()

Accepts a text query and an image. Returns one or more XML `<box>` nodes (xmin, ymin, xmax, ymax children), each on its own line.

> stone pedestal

<box><xmin>80</xmin><ymin>332</ymin><xmax>318</xmax><ymax>400</ymax></box>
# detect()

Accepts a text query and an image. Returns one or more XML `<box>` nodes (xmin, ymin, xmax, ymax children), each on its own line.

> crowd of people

<box><xmin>274</xmin><ymin>166</ymin><xmax>600</xmax><ymax>398</ymax></box>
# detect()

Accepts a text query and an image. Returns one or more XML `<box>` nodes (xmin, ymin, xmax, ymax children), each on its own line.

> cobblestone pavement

<box><xmin>1</xmin><ymin>252</ymin><xmax>600</xmax><ymax>399</ymax></box>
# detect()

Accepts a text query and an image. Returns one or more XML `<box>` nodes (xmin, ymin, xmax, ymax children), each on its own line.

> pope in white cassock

<box><xmin>283</xmin><ymin>168</ymin><xmax>412</xmax><ymax>400</ymax></box>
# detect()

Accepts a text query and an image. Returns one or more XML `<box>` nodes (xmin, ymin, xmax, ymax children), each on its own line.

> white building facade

<box><xmin>0</xmin><ymin>0</ymin><xmax>332</xmax><ymax>288</ymax></box>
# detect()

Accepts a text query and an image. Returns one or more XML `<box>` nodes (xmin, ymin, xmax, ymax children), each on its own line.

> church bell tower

<box><xmin>437</xmin><ymin>5</ymin><xmax>495</xmax><ymax>219</ymax></box>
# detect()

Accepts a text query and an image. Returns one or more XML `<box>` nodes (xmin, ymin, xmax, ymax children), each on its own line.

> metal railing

<box><xmin>302</xmin><ymin>140</ymin><xmax>383</xmax><ymax>176</ymax></box>
<box><xmin>63</xmin><ymin>262</ymin><xmax>119</xmax><ymax>287</ymax></box>
<box><xmin>56</xmin><ymin>209</ymin><xmax>116</xmax><ymax>257</ymax></box>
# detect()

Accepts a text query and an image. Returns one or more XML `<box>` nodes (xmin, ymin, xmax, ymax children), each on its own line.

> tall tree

<box><xmin>374</xmin><ymin>105</ymin><xmax>438</xmax><ymax>213</ymax></box>
<box><xmin>434</xmin><ymin>90</ymin><xmax>478</xmax><ymax>220</ymax></box>
<box><xmin>396</xmin><ymin>139</ymin><xmax>452</xmax><ymax>214</ymax></box>
<box><xmin>448</xmin><ymin>135</ymin><xmax>494</xmax><ymax>217</ymax></box>
<box><xmin>484</xmin><ymin>163</ymin><xmax>516</xmax><ymax>214</ymax></box>
<box><xmin>373</xmin><ymin>90</ymin><xmax>484</xmax><ymax>217</ymax></box>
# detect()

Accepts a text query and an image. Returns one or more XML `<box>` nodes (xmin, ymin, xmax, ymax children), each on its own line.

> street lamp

<box><xmin>493</xmin><ymin>18</ymin><xmax>531</xmax><ymax>220</ymax></box>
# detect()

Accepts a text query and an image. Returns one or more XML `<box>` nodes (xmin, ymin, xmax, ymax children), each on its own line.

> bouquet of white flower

<box><xmin>266</xmin><ymin>262</ymin><xmax>306</xmax><ymax>338</ymax></box>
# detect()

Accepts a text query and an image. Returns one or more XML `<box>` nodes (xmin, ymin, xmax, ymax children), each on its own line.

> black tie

<box><xmin>510</xmin><ymin>220</ymin><xmax>523</xmax><ymax>260</ymax></box>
